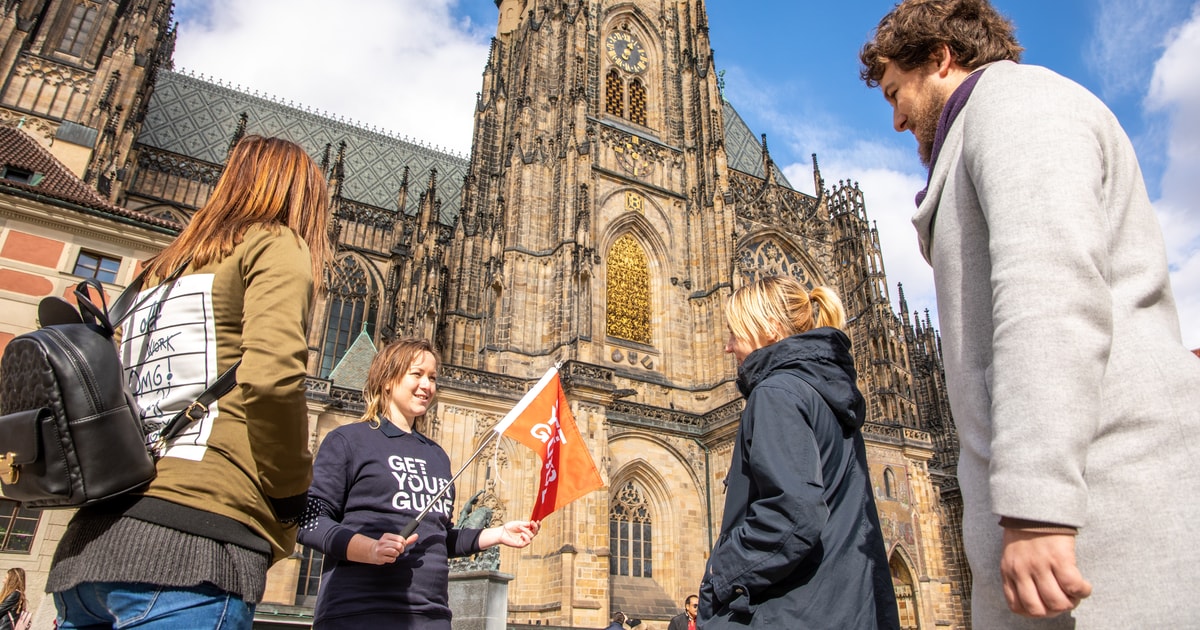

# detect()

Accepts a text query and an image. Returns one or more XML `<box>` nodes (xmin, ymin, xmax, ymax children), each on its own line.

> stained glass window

<box><xmin>606</xmin><ymin>235</ymin><xmax>651</xmax><ymax>345</ymax></box>
<box><xmin>629</xmin><ymin>79</ymin><xmax>647</xmax><ymax>126</ymax></box>
<box><xmin>606</xmin><ymin>70</ymin><xmax>625</xmax><ymax>118</ymax></box>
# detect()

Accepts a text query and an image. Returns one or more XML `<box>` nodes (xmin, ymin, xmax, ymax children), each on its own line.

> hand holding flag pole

<box><xmin>399</xmin><ymin>364</ymin><xmax>602</xmax><ymax>537</ymax></box>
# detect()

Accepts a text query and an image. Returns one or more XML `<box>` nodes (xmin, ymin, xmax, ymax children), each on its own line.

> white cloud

<box><xmin>725</xmin><ymin>62</ymin><xmax>939</xmax><ymax>328</ymax></box>
<box><xmin>782</xmin><ymin>160</ymin><xmax>938</xmax><ymax>323</ymax></box>
<box><xmin>171</xmin><ymin>0</ymin><xmax>490</xmax><ymax>156</ymax></box>
<box><xmin>1089</xmin><ymin>0</ymin><xmax>1187</xmax><ymax>99</ymax></box>
<box><xmin>1147</xmin><ymin>4</ymin><xmax>1200</xmax><ymax>348</ymax></box>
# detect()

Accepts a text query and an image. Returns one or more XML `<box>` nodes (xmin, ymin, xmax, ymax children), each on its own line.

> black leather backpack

<box><xmin>0</xmin><ymin>265</ymin><xmax>237</xmax><ymax>508</ymax></box>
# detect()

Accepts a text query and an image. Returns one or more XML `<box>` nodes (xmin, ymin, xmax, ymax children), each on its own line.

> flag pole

<box><xmin>399</xmin><ymin>430</ymin><xmax>500</xmax><ymax>538</ymax></box>
<box><xmin>397</xmin><ymin>363</ymin><xmax>562</xmax><ymax>538</ymax></box>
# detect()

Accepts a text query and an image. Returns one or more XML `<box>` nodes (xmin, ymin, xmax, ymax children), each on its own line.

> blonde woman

<box><xmin>298</xmin><ymin>338</ymin><xmax>539</xmax><ymax>629</ymax></box>
<box><xmin>0</xmin><ymin>568</ymin><xmax>26</xmax><ymax>630</ymax></box>
<box><xmin>699</xmin><ymin>276</ymin><xmax>898</xmax><ymax>629</ymax></box>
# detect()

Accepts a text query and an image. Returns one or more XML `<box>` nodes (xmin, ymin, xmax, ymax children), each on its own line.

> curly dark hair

<box><xmin>859</xmin><ymin>0</ymin><xmax>1023</xmax><ymax>87</ymax></box>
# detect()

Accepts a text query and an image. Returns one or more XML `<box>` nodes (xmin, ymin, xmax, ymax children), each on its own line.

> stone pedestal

<box><xmin>449</xmin><ymin>570</ymin><xmax>514</xmax><ymax>630</ymax></box>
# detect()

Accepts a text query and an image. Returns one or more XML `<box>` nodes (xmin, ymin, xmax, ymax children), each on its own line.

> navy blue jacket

<box><xmin>298</xmin><ymin>419</ymin><xmax>482</xmax><ymax>626</ymax></box>
<box><xmin>699</xmin><ymin>328</ymin><xmax>899</xmax><ymax>629</ymax></box>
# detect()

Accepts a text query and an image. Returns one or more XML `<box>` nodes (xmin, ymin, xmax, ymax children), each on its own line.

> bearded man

<box><xmin>860</xmin><ymin>1</ymin><xmax>1200</xmax><ymax>628</ymax></box>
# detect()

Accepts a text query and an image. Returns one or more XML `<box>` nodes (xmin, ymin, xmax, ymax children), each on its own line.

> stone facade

<box><xmin>0</xmin><ymin>1</ymin><xmax>971</xmax><ymax>629</ymax></box>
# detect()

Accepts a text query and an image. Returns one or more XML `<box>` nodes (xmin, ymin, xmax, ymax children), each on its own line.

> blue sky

<box><xmin>706</xmin><ymin>1</ymin><xmax>1192</xmax><ymax>198</ymax></box>
<box><xmin>171</xmin><ymin>0</ymin><xmax>1200</xmax><ymax>347</ymax></box>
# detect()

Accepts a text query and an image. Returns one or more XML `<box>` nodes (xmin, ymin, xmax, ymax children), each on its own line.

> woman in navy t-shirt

<box><xmin>299</xmin><ymin>338</ymin><xmax>539</xmax><ymax>629</ymax></box>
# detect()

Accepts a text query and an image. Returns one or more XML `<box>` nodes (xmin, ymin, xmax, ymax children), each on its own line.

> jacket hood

<box><xmin>736</xmin><ymin>327</ymin><xmax>865</xmax><ymax>432</ymax></box>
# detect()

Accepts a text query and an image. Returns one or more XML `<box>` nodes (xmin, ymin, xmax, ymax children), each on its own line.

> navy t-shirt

<box><xmin>298</xmin><ymin>419</ymin><xmax>483</xmax><ymax>625</ymax></box>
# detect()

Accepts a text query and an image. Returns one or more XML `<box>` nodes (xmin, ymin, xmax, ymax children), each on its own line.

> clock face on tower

<box><xmin>605</xmin><ymin>31</ymin><xmax>648</xmax><ymax>74</ymax></box>
<box><xmin>615</xmin><ymin>135</ymin><xmax>652</xmax><ymax>177</ymax></box>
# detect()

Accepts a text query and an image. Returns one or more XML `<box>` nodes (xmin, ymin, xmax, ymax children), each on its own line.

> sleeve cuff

<box><xmin>270</xmin><ymin>493</ymin><xmax>308</xmax><ymax>524</ymax></box>
<box><xmin>330</xmin><ymin>528</ymin><xmax>357</xmax><ymax>559</ymax></box>
<box><xmin>999</xmin><ymin>516</ymin><xmax>1078</xmax><ymax>535</ymax></box>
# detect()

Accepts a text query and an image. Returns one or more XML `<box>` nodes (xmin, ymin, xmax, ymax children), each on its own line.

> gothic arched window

<box><xmin>610</xmin><ymin>481</ymin><xmax>652</xmax><ymax>577</ymax></box>
<box><xmin>884</xmin><ymin>468</ymin><xmax>897</xmax><ymax>499</ymax></box>
<box><xmin>605</xmin><ymin>69</ymin><xmax>625</xmax><ymax>118</ymax></box>
<box><xmin>319</xmin><ymin>255</ymin><xmax>379</xmax><ymax>378</ymax></box>
<box><xmin>737</xmin><ymin>240</ymin><xmax>814</xmax><ymax>289</ymax></box>
<box><xmin>606</xmin><ymin>234</ymin><xmax>651</xmax><ymax>345</ymax></box>
<box><xmin>629</xmin><ymin>79</ymin><xmax>647</xmax><ymax>126</ymax></box>
<box><xmin>58</xmin><ymin>2</ymin><xmax>99</xmax><ymax>57</ymax></box>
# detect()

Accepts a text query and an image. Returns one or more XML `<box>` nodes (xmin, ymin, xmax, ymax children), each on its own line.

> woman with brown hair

<box><xmin>299</xmin><ymin>338</ymin><xmax>539</xmax><ymax>629</ymax></box>
<box><xmin>0</xmin><ymin>568</ymin><xmax>27</xmax><ymax>630</ymax></box>
<box><xmin>699</xmin><ymin>276</ymin><xmax>898</xmax><ymax>629</ymax></box>
<box><xmin>46</xmin><ymin>135</ymin><xmax>332</xmax><ymax>628</ymax></box>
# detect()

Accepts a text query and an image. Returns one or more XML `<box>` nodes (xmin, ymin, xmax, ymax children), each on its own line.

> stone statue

<box><xmin>450</xmin><ymin>490</ymin><xmax>501</xmax><ymax>572</ymax></box>
<box><xmin>457</xmin><ymin>490</ymin><xmax>493</xmax><ymax>530</ymax></box>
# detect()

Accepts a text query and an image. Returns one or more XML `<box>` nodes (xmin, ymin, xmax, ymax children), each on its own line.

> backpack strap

<box><xmin>105</xmin><ymin>259</ymin><xmax>192</xmax><ymax>329</ymax></box>
<box><xmin>73</xmin><ymin>260</ymin><xmax>191</xmax><ymax>334</ymax></box>
<box><xmin>153</xmin><ymin>359</ymin><xmax>242</xmax><ymax>448</ymax></box>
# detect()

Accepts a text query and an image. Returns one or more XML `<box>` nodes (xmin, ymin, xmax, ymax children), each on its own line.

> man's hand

<box><xmin>1000</xmin><ymin>528</ymin><xmax>1092</xmax><ymax>617</ymax></box>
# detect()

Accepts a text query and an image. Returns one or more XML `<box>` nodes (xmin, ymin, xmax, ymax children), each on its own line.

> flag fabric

<box><xmin>493</xmin><ymin>366</ymin><xmax>604</xmax><ymax>522</ymax></box>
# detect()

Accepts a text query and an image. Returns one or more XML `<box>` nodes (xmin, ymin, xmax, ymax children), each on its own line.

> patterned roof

<box><xmin>722</xmin><ymin>100</ymin><xmax>793</xmax><ymax>189</ymax></box>
<box><xmin>328</xmin><ymin>326</ymin><xmax>379</xmax><ymax>391</ymax></box>
<box><xmin>137</xmin><ymin>73</ymin><xmax>785</xmax><ymax>217</ymax></box>
<box><xmin>137</xmin><ymin>71</ymin><xmax>469</xmax><ymax>221</ymax></box>
<box><xmin>0</xmin><ymin>126</ymin><xmax>179</xmax><ymax>232</ymax></box>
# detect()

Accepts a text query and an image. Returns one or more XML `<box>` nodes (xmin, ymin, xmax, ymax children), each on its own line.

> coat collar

<box><xmin>912</xmin><ymin>61</ymin><xmax>1007</xmax><ymax>262</ymax></box>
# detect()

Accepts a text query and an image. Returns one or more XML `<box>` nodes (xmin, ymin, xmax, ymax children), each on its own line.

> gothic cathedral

<box><xmin>0</xmin><ymin>0</ymin><xmax>971</xmax><ymax>628</ymax></box>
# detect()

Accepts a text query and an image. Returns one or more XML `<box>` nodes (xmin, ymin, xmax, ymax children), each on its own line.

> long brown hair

<box><xmin>360</xmin><ymin>338</ymin><xmax>441</xmax><ymax>431</ymax></box>
<box><xmin>725</xmin><ymin>276</ymin><xmax>847</xmax><ymax>351</ymax></box>
<box><xmin>0</xmin><ymin>567</ymin><xmax>25</xmax><ymax>614</ymax></box>
<box><xmin>859</xmin><ymin>0</ymin><xmax>1023</xmax><ymax>87</ymax></box>
<box><xmin>144</xmin><ymin>135</ymin><xmax>332</xmax><ymax>283</ymax></box>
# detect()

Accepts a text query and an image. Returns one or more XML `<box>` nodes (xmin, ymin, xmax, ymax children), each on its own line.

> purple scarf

<box><xmin>914</xmin><ymin>67</ymin><xmax>988</xmax><ymax>207</ymax></box>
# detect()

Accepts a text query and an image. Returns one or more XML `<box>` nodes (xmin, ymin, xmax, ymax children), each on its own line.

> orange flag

<box><xmin>493</xmin><ymin>366</ymin><xmax>604</xmax><ymax>522</ymax></box>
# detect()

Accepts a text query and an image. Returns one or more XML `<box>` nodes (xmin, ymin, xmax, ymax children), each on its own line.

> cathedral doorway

<box><xmin>890</xmin><ymin>550</ymin><xmax>920</xmax><ymax>629</ymax></box>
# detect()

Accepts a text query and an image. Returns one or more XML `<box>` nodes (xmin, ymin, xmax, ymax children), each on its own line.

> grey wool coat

<box><xmin>913</xmin><ymin>60</ymin><xmax>1200</xmax><ymax>629</ymax></box>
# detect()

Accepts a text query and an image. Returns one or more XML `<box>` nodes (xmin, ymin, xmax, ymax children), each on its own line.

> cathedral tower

<box><xmin>0</xmin><ymin>0</ymin><xmax>175</xmax><ymax>200</ymax></box>
<box><xmin>444</xmin><ymin>0</ymin><xmax>736</xmax><ymax>398</ymax></box>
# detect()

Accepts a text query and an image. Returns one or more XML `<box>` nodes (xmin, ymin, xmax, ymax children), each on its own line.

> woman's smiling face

<box><xmin>386</xmin><ymin>350</ymin><xmax>438</xmax><ymax>427</ymax></box>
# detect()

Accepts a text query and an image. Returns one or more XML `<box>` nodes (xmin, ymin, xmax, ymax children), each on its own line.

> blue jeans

<box><xmin>54</xmin><ymin>582</ymin><xmax>255</xmax><ymax>629</ymax></box>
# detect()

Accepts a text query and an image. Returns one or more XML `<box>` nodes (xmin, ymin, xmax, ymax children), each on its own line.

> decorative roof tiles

<box><xmin>137</xmin><ymin>71</ymin><xmax>469</xmax><ymax>222</ymax></box>
<box><xmin>722</xmin><ymin>100</ymin><xmax>793</xmax><ymax>189</ymax></box>
<box><xmin>0</xmin><ymin>126</ymin><xmax>180</xmax><ymax>232</ymax></box>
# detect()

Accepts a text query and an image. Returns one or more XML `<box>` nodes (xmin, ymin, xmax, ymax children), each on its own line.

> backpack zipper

<box><xmin>44</xmin><ymin>328</ymin><xmax>102</xmax><ymax>418</ymax></box>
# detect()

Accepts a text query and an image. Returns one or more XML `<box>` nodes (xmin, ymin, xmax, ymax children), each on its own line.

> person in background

<box><xmin>859</xmin><ymin>0</ymin><xmax>1200</xmax><ymax>626</ymax></box>
<box><xmin>699</xmin><ymin>276</ymin><xmax>898</xmax><ymax>629</ymax></box>
<box><xmin>46</xmin><ymin>135</ymin><xmax>333</xmax><ymax>629</ymax></box>
<box><xmin>298</xmin><ymin>338</ymin><xmax>539</xmax><ymax>629</ymax></box>
<box><xmin>604</xmin><ymin>612</ymin><xmax>640</xmax><ymax>630</ymax></box>
<box><xmin>0</xmin><ymin>568</ymin><xmax>27</xmax><ymax>630</ymax></box>
<box><xmin>668</xmin><ymin>595</ymin><xmax>699</xmax><ymax>630</ymax></box>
